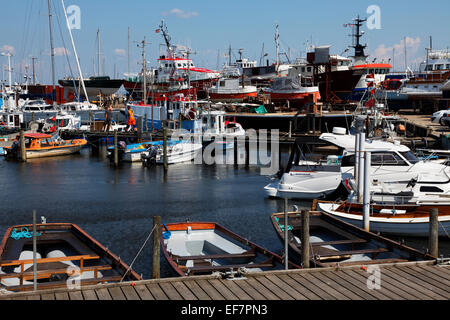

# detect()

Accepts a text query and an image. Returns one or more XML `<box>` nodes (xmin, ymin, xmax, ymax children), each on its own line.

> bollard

<box><xmin>428</xmin><ymin>208</ymin><xmax>439</xmax><ymax>257</ymax></box>
<box><xmin>20</xmin><ymin>130</ymin><xmax>27</xmax><ymax>162</ymax></box>
<box><xmin>301</xmin><ymin>210</ymin><xmax>310</xmax><ymax>268</ymax></box>
<box><xmin>113</xmin><ymin>129</ymin><xmax>118</xmax><ymax>167</ymax></box>
<box><xmin>152</xmin><ymin>216</ymin><xmax>161</xmax><ymax>279</ymax></box>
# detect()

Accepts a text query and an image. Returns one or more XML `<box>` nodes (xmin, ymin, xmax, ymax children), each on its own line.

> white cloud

<box><xmin>1</xmin><ymin>45</ymin><xmax>15</xmax><ymax>55</ymax></box>
<box><xmin>372</xmin><ymin>37</ymin><xmax>422</xmax><ymax>68</ymax></box>
<box><xmin>162</xmin><ymin>8</ymin><xmax>199</xmax><ymax>19</ymax></box>
<box><xmin>53</xmin><ymin>47</ymin><xmax>70</xmax><ymax>56</ymax></box>
<box><xmin>114</xmin><ymin>48</ymin><xmax>126</xmax><ymax>56</ymax></box>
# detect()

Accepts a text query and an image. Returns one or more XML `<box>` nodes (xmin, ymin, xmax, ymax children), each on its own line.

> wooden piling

<box><xmin>163</xmin><ymin>126</ymin><xmax>168</xmax><ymax>174</ymax></box>
<box><xmin>19</xmin><ymin>130</ymin><xmax>26</xmax><ymax>162</ymax></box>
<box><xmin>301</xmin><ymin>210</ymin><xmax>310</xmax><ymax>268</ymax></box>
<box><xmin>152</xmin><ymin>216</ymin><xmax>161</xmax><ymax>279</ymax></box>
<box><xmin>284</xmin><ymin>198</ymin><xmax>289</xmax><ymax>270</ymax></box>
<box><xmin>32</xmin><ymin>210</ymin><xmax>37</xmax><ymax>291</ymax></box>
<box><xmin>428</xmin><ymin>208</ymin><xmax>439</xmax><ymax>257</ymax></box>
<box><xmin>244</xmin><ymin>137</ymin><xmax>249</xmax><ymax>168</ymax></box>
<box><xmin>113</xmin><ymin>129</ymin><xmax>118</xmax><ymax>167</ymax></box>
<box><xmin>233</xmin><ymin>137</ymin><xmax>238</xmax><ymax>167</ymax></box>
<box><xmin>144</xmin><ymin>113</ymin><xmax>148</xmax><ymax>132</ymax></box>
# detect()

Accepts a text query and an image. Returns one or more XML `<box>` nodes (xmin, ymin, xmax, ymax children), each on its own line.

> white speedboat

<box><xmin>155</xmin><ymin>141</ymin><xmax>203</xmax><ymax>164</ymax></box>
<box><xmin>264</xmin><ymin>156</ymin><xmax>341</xmax><ymax>200</ymax></box>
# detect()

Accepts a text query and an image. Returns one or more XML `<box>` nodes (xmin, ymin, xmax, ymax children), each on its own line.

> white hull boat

<box><xmin>317</xmin><ymin>201</ymin><xmax>450</xmax><ymax>237</ymax></box>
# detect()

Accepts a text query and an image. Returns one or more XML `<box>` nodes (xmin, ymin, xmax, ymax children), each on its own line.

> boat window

<box><xmin>368</xmin><ymin>69</ymin><xmax>374</xmax><ymax>74</ymax></box>
<box><xmin>341</xmin><ymin>154</ymin><xmax>355</xmax><ymax>167</ymax></box>
<box><xmin>425</xmin><ymin>65</ymin><xmax>433</xmax><ymax>71</ymax></box>
<box><xmin>219</xmin><ymin>81</ymin><xmax>225</xmax><ymax>87</ymax></box>
<box><xmin>447</xmin><ymin>64</ymin><xmax>450</xmax><ymax>69</ymax></box>
<box><xmin>41</xmin><ymin>139</ymin><xmax>50</xmax><ymax>147</ymax></box>
<box><xmin>375</xmin><ymin>69</ymin><xmax>380</xmax><ymax>74</ymax></box>
<box><xmin>301</xmin><ymin>67</ymin><xmax>305</xmax><ymax>72</ymax></box>
<box><xmin>307</xmin><ymin>67</ymin><xmax>312</xmax><ymax>72</ymax></box>
<box><xmin>371</xmin><ymin>152</ymin><xmax>408</xmax><ymax>166</ymax></box>
<box><xmin>400</xmin><ymin>151</ymin><xmax>419</xmax><ymax>164</ymax></box>
<box><xmin>420</xmin><ymin>186</ymin><xmax>443</xmax><ymax>193</ymax></box>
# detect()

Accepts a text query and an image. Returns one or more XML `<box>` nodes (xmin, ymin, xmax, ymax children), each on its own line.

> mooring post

<box><xmin>233</xmin><ymin>137</ymin><xmax>238</xmax><ymax>167</ymax></box>
<box><xmin>32</xmin><ymin>209</ymin><xmax>37</xmax><ymax>291</ymax></box>
<box><xmin>429</xmin><ymin>208</ymin><xmax>439</xmax><ymax>257</ymax></box>
<box><xmin>284</xmin><ymin>198</ymin><xmax>289</xmax><ymax>270</ymax></box>
<box><xmin>357</xmin><ymin>132</ymin><xmax>365</xmax><ymax>203</ymax></box>
<box><xmin>113</xmin><ymin>129</ymin><xmax>118</xmax><ymax>167</ymax></box>
<box><xmin>362</xmin><ymin>151</ymin><xmax>371</xmax><ymax>231</ymax></box>
<box><xmin>152</xmin><ymin>216</ymin><xmax>161</xmax><ymax>279</ymax></box>
<box><xmin>301</xmin><ymin>210</ymin><xmax>310</xmax><ymax>268</ymax></box>
<box><xmin>246</xmin><ymin>136</ymin><xmax>250</xmax><ymax>167</ymax></box>
<box><xmin>144</xmin><ymin>113</ymin><xmax>148</xmax><ymax>132</ymax></box>
<box><xmin>19</xmin><ymin>130</ymin><xmax>27</xmax><ymax>162</ymax></box>
<box><xmin>163</xmin><ymin>126</ymin><xmax>168</xmax><ymax>174</ymax></box>
<box><xmin>288</xmin><ymin>120</ymin><xmax>292</xmax><ymax>138</ymax></box>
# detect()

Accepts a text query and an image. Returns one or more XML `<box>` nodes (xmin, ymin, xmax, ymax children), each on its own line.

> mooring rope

<box><xmin>120</xmin><ymin>223</ymin><xmax>158</xmax><ymax>282</ymax></box>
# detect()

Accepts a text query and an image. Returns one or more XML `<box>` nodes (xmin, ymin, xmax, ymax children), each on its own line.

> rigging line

<box><xmin>120</xmin><ymin>223</ymin><xmax>158</xmax><ymax>282</ymax></box>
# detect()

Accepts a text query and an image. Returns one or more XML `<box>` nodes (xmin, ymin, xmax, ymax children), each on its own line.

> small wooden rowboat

<box><xmin>316</xmin><ymin>201</ymin><xmax>450</xmax><ymax>237</ymax></box>
<box><xmin>161</xmin><ymin>222</ymin><xmax>301</xmax><ymax>276</ymax></box>
<box><xmin>5</xmin><ymin>133</ymin><xmax>87</xmax><ymax>159</ymax></box>
<box><xmin>270</xmin><ymin>211</ymin><xmax>434</xmax><ymax>268</ymax></box>
<box><xmin>0</xmin><ymin>223</ymin><xmax>141</xmax><ymax>292</ymax></box>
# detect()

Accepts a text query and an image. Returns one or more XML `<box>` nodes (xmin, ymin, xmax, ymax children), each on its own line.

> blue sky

<box><xmin>1</xmin><ymin>0</ymin><xmax>449</xmax><ymax>84</ymax></box>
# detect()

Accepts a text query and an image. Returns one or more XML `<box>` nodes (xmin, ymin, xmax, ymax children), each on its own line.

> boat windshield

<box><xmin>400</xmin><ymin>151</ymin><xmax>419</xmax><ymax>164</ymax></box>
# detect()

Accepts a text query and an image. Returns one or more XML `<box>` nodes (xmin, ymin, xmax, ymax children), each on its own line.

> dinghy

<box><xmin>270</xmin><ymin>210</ymin><xmax>434</xmax><ymax>268</ymax></box>
<box><xmin>0</xmin><ymin>223</ymin><xmax>140</xmax><ymax>292</ymax></box>
<box><xmin>161</xmin><ymin>222</ymin><xmax>301</xmax><ymax>276</ymax></box>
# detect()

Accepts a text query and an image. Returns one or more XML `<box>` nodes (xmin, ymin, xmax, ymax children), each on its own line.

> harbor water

<box><xmin>0</xmin><ymin>146</ymin><xmax>448</xmax><ymax>279</ymax></box>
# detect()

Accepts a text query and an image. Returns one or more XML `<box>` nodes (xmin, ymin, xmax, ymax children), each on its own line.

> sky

<box><xmin>1</xmin><ymin>0</ymin><xmax>449</xmax><ymax>84</ymax></box>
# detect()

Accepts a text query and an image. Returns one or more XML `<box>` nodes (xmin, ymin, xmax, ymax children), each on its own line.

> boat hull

<box><xmin>209</xmin><ymin>91</ymin><xmax>257</xmax><ymax>102</ymax></box>
<box><xmin>26</xmin><ymin>145</ymin><xmax>84</xmax><ymax>159</ymax></box>
<box><xmin>317</xmin><ymin>202</ymin><xmax>450</xmax><ymax>237</ymax></box>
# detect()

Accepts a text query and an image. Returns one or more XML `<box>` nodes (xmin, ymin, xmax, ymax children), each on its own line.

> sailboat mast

<box><xmin>275</xmin><ymin>23</ymin><xmax>280</xmax><ymax>73</ymax></box>
<box><xmin>47</xmin><ymin>0</ymin><xmax>57</xmax><ymax>106</ymax></box>
<box><xmin>97</xmin><ymin>29</ymin><xmax>101</xmax><ymax>76</ymax></box>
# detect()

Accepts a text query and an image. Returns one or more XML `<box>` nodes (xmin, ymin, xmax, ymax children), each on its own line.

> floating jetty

<box><xmin>0</xmin><ymin>261</ymin><xmax>448</xmax><ymax>300</ymax></box>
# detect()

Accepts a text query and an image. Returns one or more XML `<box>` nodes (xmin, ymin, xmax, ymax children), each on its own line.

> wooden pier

<box><xmin>1</xmin><ymin>261</ymin><xmax>448</xmax><ymax>300</ymax></box>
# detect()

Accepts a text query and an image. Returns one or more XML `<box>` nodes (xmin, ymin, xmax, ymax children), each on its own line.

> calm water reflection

<box><xmin>0</xmin><ymin>146</ymin><xmax>448</xmax><ymax>278</ymax></box>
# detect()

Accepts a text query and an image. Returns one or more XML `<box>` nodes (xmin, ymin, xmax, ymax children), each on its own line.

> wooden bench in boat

<box><xmin>314</xmin><ymin>247</ymin><xmax>390</xmax><ymax>259</ymax></box>
<box><xmin>309</xmin><ymin>238</ymin><xmax>368</xmax><ymax>246</ymax></box>
<box><xmin>171</xmin><ymin>248</ymin><xmax>256</xmax><ymax>262</ymax></box>
<box><xmin>0</xmin><ymin>264</ymin><xmax>113</xmax><ymax>281</ymax></box>
<box><xmin>187</xmin><ymin>257</ymin><xmax>275</xmax><ymax>275</ymax></box>
<box><xmin>0</xmin><ymin>254</ymin><xmax>100</xmax><ymax>286</ymax></box>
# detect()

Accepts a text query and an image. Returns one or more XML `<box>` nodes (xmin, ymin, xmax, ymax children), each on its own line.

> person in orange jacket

<box><xmin>126</xmin><ymin>105</ymin><xmax>136</xmax><ymax>132</ymax></box>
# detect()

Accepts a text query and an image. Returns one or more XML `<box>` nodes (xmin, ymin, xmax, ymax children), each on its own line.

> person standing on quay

<box><xmin>126</xmin><ymin>105</ymin><xmax>136</xmax><ymax>132</ymax></box>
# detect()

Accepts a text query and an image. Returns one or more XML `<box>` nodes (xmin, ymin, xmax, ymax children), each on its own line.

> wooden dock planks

<box><xmin>0</xmin><ymin>261</ymin><xmax>448</xmax><ymax>301</ymax></box>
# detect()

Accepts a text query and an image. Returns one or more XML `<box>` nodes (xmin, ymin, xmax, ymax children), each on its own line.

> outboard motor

<box><xmin>141</xmin><ymin>145</ymin><xmax>158</xmax><ymax>167</ymax></box>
